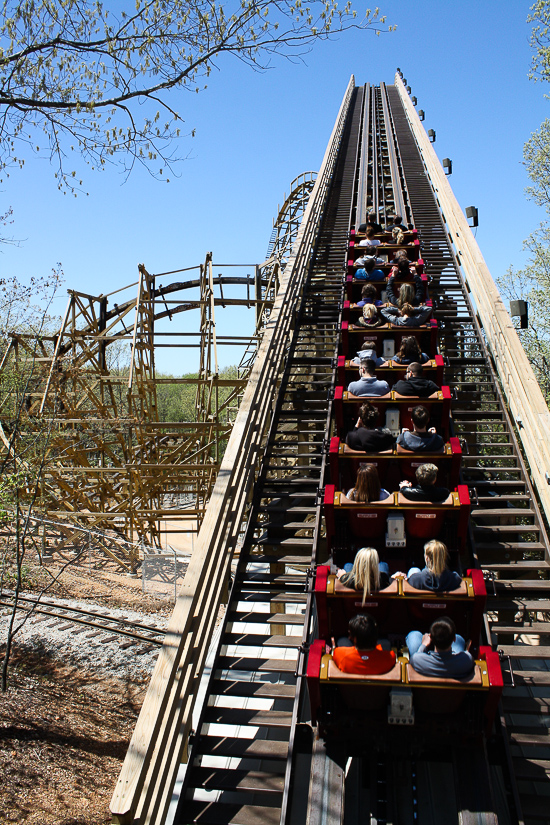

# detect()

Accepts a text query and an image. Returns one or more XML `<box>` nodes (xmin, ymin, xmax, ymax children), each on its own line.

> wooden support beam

<box><xmin>39</xmin><ymin>296</ymin><xmax>72</xmax><ymax>415</ymax></box>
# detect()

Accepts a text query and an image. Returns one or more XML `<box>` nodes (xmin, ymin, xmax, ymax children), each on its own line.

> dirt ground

<box><xmin>0</xmin><ymin>564</ymin><xmax>173</xmax><ymax>825</ymax></box>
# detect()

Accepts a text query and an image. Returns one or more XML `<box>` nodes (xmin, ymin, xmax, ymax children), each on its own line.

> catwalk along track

<box><xmin>111</xmin><ymin>76</ymin><xmax>550</xmax><ymax>825</ymax></box>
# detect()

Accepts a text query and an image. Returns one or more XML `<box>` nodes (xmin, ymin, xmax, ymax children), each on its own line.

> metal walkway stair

<box><xmin>174</xmin><ymin>87</ymin><xmax>366</xmax><ymax>825</ymax></box>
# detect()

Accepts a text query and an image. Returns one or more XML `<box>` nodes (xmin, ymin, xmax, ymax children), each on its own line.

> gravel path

<box><xmin>0</xmin><ymin>591</ymin><xmax>168</xmax><ymax>681</ymax></box>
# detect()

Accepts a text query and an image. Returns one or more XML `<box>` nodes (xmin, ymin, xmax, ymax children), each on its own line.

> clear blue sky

<box><xmin>2</xmin><ymin>0</ymin><xmax>546</xmax><ymax>372</ymax></box>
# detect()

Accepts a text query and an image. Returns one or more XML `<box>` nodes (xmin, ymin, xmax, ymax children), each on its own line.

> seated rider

<box><xmin>380</xmin><ymin>303</ymin><xmax>432</xmax><ymax>327</ymax></box>
<box><xmin>348</xmin><ymin>359</ymin><xmax>390</xmax><ymax>397</ymax></box>
<box><xmin>398</xmin><ymin>539</ymin><xmax>462</xmax><ymax>593</ymax></box>
<box><xmin>344</xmin><ymin>463</ymin><xmax>391</xmax><ymax>503</ymax></box>
<box><xmin>386</xmin><ymin>275</ymin><xmax>425</xmax><ymax>308</ymax></box>
<box><xmin>355</xmin><ymin>252</ymin><xmax>385</xmax><ymax>268</ymax></box>
<box><xmin>393</xmin><ymin>362</ymin><xmax>439</xmax><ymax>397</ymax></box>
<box><xmin>338</xmin><ymin>547</ymin><xmax>391</xmax><ymax>604</ymax></box>
<box><xmin>406</xmin><ymin>616</ymin><xmax>474</xmax><ymax>679</ymax></box>
<box><xmin>358</xmin><ymin>304</ymin><xmax>383</xmax><ymax>327</ymax></box>
<box><xmin>396</xmin><ymin>405</ymin><xmax>444</xmax><ymax>452</ymax></box>
<box><xmin>385</xmin><ymin>214</ymin><xmax>412</xmax><ymax>232</ymax></box>
<box><xmin>358</xmin><ymin>226</ymin><xmax>383</xmax><ymax>248</ymax></box>
<box><xmin>351</xmin><ymin>338</ymin><xmax>387</xmax><ymax>367</ymax></box>
<box><xmin>389</xmin><ymin>254</ymin><xmax>416</xmax><ymax>280</ymax></box>
<box><xmin>333</xmin><ymin>613</ymin><xmax>396</xmax><ymax>675</ymax></box>
<box><xmin>357</xmin><ymin>212</ymin><xmax>383</xmax><ymax>234</ymax></box>
<box><xmin>345</xmin><ymin>401</ymin><xmax>396</xmax><ymax>452</ymax></box>
<box><xmin>355</xmin><ymin>258</ymin><xmax>385</xmax><ymax>282</ymax></box>
<box><xmin>398</xmin><ymin>462</ymin><xmax>450</xmax><ymax>502</ymax></box>
<box><xmin>392</xmin><ymin>335</ymin><xmax>430</xmax><ymax>365</ymax></box>
<box><xmin>356</xmin><ymin>284</ymin><xmax>384</xmax><ymax>308</ymax></box>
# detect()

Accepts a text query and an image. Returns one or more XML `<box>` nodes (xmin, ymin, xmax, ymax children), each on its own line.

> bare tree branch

<box><xmin>0</xmin><ymin>0</ymin><xmax>393</xmax><ymax>190</ymax></box>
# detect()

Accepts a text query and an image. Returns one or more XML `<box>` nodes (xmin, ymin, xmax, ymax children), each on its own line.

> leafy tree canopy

<box><xmin>529</xmin><ymin>0</ymin><xmax>550</xmax><ymax>84</ymax></box>
<box><xmin>0</xmin><ymin>269</ymin><xmax>63</xmax><ymax>345</ymax></box>
<box><xmin>524</xmin><ymin>117</ymin><xmax>550</xmax><ymax>207</ymax></box>
<box><xmin>497</xmin><ymin>227</ymin><xmax>550</xmax><ymax>402</ymax></box>
<box><xmin>496</xmin><ymin>2</ymin><xmax>550</xmax><ymax>399</ymax></box>
<box><xmin>0</xmin><ymin>0</ymin><xmax>391</xmax><ymax>192</ymax></box>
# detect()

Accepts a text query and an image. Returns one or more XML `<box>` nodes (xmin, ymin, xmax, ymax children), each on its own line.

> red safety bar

<box><xmin>315</xmin><ymin>564</ymin><xmax>330</xmax><ymax>642</ymax></box>
<box><xmin>314</xmin><ymin>566</ymin><xmax>485</xmax><ymax>660</ymax></box>
<box><xmin>334</xmin><ymin>385</ymin><xmax>451</xmax><ymax>439</ymax></box>
<box><xmin>479</xmin><ymin>646</ymin><xmax>504</xmax><ymax>734</ymax></box>
<box><xmin>337</xmin><ymin>352</ymin><xmax>444</xmax><ymax>388</ymax></box>
<box><xmin>324</xmin><ymin>483</ymin><xmax>336</xmax><ymax>541</ymax></box>
<box><xmin>467</xmin><ymin>568</ymin><xmax>487</xmax><ymax>645</ymax></box>
<box><xmin>340</xmin><ymin>319</ymin><xmax>438</xmax><ymax>359</ymax></box>
<box><xmin>345</xmin><ymin>272</ymin><xmax>428</xmax><ymax>299</ymax></box>
<box><xmin>348</xmin><ymin>238</ymin><xmax>421</xmax><ymax>262</ymax></box>
<box><xmin>306</xmin><ymin>638</ymin><xmax>325</xmax><ymax>725</ymax></box>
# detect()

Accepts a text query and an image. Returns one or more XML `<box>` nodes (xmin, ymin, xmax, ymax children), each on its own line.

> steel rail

<box><xmin>377</xmin><ymin>85</ymin><xmax>389</xmax><ymax>220</ymax></box>
<box><xmin>374</xmin><ymin>86</ymin><xmax>393</xmax><ymax>220</ymax></box>
<box><xmin>354</xmin><ymin>83</ymin><xmax>371</xmax><ymax>229</ymax></box>
<box><xmin>380</xmin><ymin>81</ymin><xmax>409</xmax><ymax>222</ymax></box>
<box><xmin>373</xmin><ymin>87</ymin><xmax>389</xmax><ymax>219</ymax></box>
<box><xmin>370</xmin><ymin>88</ymin><xmax>380</xmax><ymax>218</ymax></box>
<box><xmin>279</xmin><ymin>81</ymin><xmax>366</xmax><ymax>825</ymax></box>
<box><xmin>0</xmin><ymin>594</ymin><xmax>165</xmax><ymax>646</ymax></box>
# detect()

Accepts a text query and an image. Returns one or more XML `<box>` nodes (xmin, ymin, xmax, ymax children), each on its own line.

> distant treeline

<box><xmin>155</xmin><ymin>366</ymin><xmax>240</xmax><ymax>422</ymax></box>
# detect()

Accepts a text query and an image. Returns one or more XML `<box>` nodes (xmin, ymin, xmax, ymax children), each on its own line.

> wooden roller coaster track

<box><xmin>106</xmin><ymin>74</ymin><xmax>550</xmax><ymax>825</ymax></box>
<box><xmin>5</xmin><ymin>71</ymin><xmax>550</xmax><ymax>825</ymax></box>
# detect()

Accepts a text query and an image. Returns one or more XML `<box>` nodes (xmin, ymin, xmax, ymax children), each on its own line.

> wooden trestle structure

<box><xmin>0</xmin><ymin>172</ymin><xmax>316</xmax><ymax>568</ymax></box>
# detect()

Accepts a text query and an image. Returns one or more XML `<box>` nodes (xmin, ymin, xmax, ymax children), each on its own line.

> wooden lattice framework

<box><xmin>0</xmin><ymin>176</ymin><xmax>316</xmax><ymax>569</ymax></box>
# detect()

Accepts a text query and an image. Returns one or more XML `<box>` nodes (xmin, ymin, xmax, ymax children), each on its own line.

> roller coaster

<box><xmin>101</xmin><ymin>74</ymin><xmax>550</xmax><ymax>824</ymax></box>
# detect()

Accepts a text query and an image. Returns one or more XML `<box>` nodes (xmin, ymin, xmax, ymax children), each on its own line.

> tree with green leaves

<box><xmin>497</xmin><ymin>227</ymin><xmax>550</xmax><ymax>402</ymax></box>
<box><xmin>0</xmin><ymin>270</ymin><xmax>64</xmax><ymax>691</ymax></box>
<box><xmin>497</xmin><ymin>1</ymin><xmax>550</xmax><ymax>398</ymax></box>
<box><xmin>0</xmin><ymin>0</ymin><xmax>391</xmax><ymax>192</ymax></box>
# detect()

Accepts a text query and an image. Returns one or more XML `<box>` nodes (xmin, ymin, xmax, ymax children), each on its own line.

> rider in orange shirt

<box><xmin>333</xmin><ymin>613</ymin><xmax>396</xmax><ymax>675</ymax></box>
